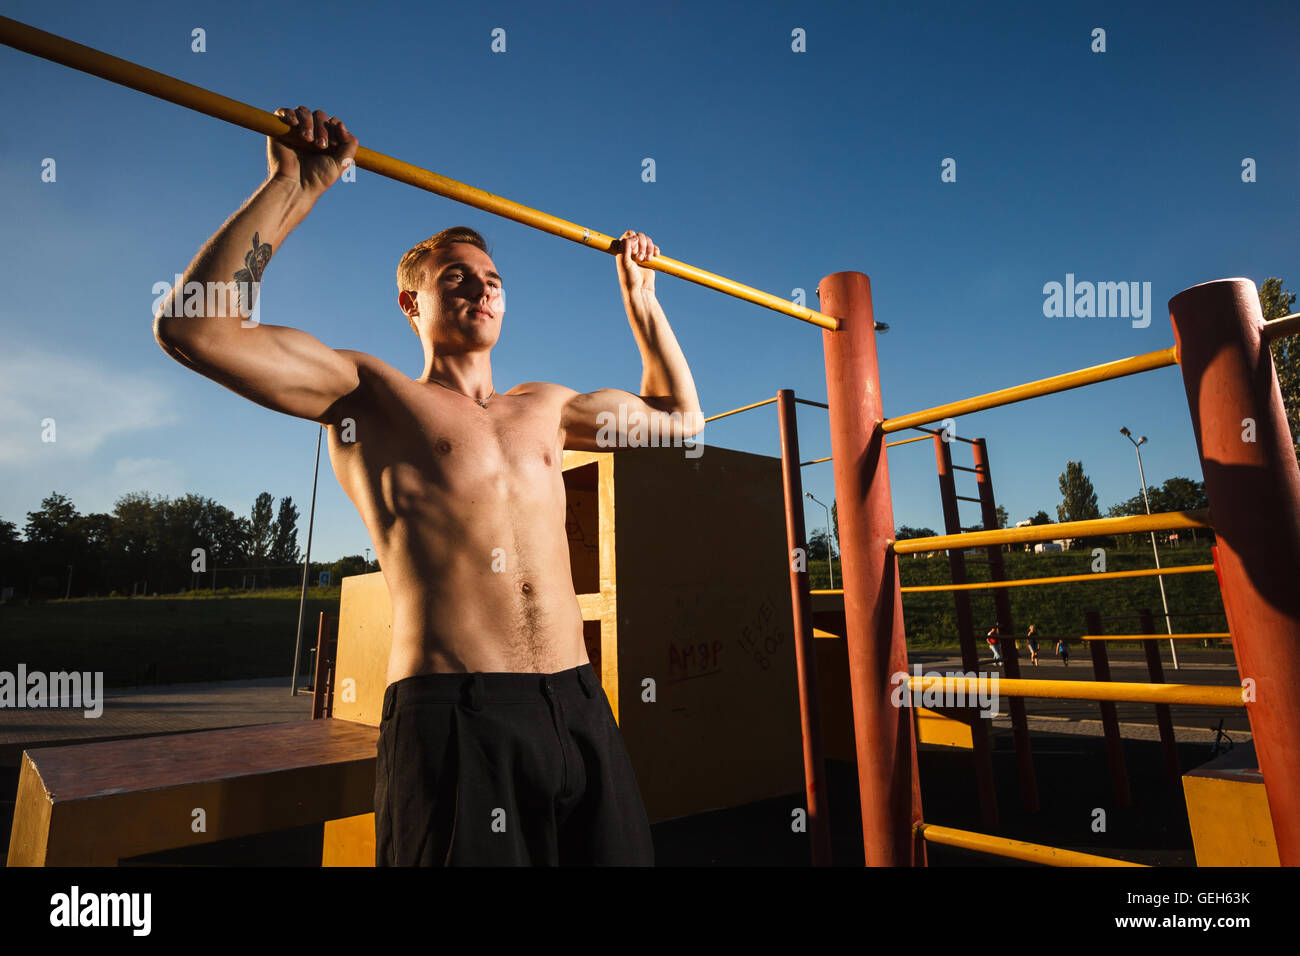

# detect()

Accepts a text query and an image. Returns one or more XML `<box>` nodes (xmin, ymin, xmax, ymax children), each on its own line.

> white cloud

<box><xmin>0</xmin><ymin>349</ymin><xmax>181</xmax><ymax>465</ymax></box>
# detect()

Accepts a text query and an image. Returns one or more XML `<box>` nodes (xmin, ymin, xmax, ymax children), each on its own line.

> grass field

<box><xmin>1</xmin><ymin>544</ymin><xmax>1227</xmax><ymax>685</ymax></box>
<box><xmin>0</xmin><ymin>586</ymin><xmax>341</xmax><ymax>686</ymax></box>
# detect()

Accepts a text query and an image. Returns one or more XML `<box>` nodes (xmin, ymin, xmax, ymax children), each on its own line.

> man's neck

<box><xmin>419</xmin><ymin>351</ymin><xmax>495</xmax><ymax>402</ymax></box>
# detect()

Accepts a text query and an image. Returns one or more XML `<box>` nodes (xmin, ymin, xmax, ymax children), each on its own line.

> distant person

<box><xmin>1056</xmin><ymin>637</ymin><xmax>1070</xmax><ymax>667</ymax></box>
<box><xmin>987</xmin><ymin>624</ymin><xmax>1003</xmax><ymax>666</ymax></box>
<box><xmin>1026</xmin><ymin>624</ymin><xmax>1040</xmax><ymax>667</ymax></box>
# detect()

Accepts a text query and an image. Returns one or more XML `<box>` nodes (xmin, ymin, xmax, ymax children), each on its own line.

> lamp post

<box><xmin>365</xmin><ymin>546</ymin><xmax>371</xmax><ymax>571</ymax></box>
<box><xmin>291</xmin><ymin>425</ymin><xmax>324</xmax><ymax>695</ymax></box>
<box><xmin>1120</xmin><ymin>427</ymin><xmax>1178</xmax><ymax>670</ymax></box>
<box><xmin>806</xmin><ymin>492</ymin><xmax>836</xmax><ymax>589</ymax></box>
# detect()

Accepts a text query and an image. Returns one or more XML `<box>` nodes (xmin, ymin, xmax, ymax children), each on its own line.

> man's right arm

<box><xmin>153</xmin><ymin>106</ymin><xmax>360</xmax><ymax>425</ymax></box>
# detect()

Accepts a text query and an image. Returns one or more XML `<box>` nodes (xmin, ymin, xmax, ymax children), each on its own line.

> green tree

<box><xmin>24</xmin><ymin>493</ymin><xmax>85</xmax><ymax>596</ymax></box>
<box><xmin>1057</xmin><ymin>461</ymin><xmax>1100</xmax><ymax>549</ymax></box>
<box><xmin>1028</xmin><ymin>510</ymin><xmax>1053</xmax><ymax>525</ymax></box>
<box><xmin>0</xmin><ymin>518</ymin><xmax>22</xmax><ymax>593</ymax></box>
<box><xmin>1261</xmin><ymin>277</ymin><xmax>1299</xmax><ymax>465</ymax></box>
<box><xmin>995</xmin><ymin>505</ymin><xmax>1008</xmax><ymax>528</ymax></box>
<box><xmin>269</xmin><ymin>496</ymin><xmax>302</xmax><ymax>566</ymax></box>
<box><xmin>807</xmin><ymin>529</ymin><xmax>835</xmax><ymax>560</ymax></box>
<box><xmin>245</xmin><ymin>492</ymin><xmax>276</xmax><ymax>564</ymax></box>
<box><xmin>1107</xmin><ymin>476</ymin><xmax>1210</xmax><ymax>548</ymax></box>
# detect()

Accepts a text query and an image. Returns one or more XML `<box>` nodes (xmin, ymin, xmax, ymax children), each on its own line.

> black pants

<box><xmin>374</xmin><ymin>663</ymin><xmax>654</xmax><ymax>866</ymax></box>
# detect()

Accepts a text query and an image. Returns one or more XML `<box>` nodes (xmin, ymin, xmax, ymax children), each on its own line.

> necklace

<box><xmin>429</xmin><ymin>377</ymin><xmax>495</xmax><ymax>408</ymax></box>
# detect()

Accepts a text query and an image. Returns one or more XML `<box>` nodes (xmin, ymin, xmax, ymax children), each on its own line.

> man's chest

<box><xmin>339</xmin><ymin>381</ymin><xmax>565</xmax><ymax>493</ymax></box>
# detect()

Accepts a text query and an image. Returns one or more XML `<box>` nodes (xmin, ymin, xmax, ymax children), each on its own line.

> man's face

<box><xmin>404</xmin><ymin>242</ymin><xmax>505</xmax><ymax>351</ymax></box>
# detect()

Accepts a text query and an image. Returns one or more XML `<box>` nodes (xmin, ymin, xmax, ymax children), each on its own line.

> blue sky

<box><xmin>1</xmin><ymin>0</ymin><xmax>1297</xmax><ymax>561</ymax></box>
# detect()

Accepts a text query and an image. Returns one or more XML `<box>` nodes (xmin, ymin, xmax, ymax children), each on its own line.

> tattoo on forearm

<box><xmin>233</xmin><ymin>232</ymin><xmax>273</xmax><ymax>316</ymax></box>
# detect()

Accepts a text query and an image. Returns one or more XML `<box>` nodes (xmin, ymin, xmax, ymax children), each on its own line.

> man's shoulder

<box><xmin>507</xmin><ymin>380</ymin><xmax>578</xmax><ymax>400</ymax></box>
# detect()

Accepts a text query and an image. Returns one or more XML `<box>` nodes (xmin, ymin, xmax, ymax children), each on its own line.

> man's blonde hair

<box><xmin>396</xmin><ymin>226</ymin><xmax>491</xmax><ymax>335</ymax></box>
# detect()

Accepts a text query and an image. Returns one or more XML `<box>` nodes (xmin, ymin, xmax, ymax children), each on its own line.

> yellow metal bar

<box><xmin>1263</xmin><ymin>312</ymin><xmax>1300</xmax><ymax>341</ymax></box>
<box><xmin>891</xmin><ymin>509</ymin><xmax>1211</xmax><ymax>554</ymax></box>
<box><xmin>811</xmin><ymin>589</ymin><xmax>843</xmax><ymax>595</ymax></box>
<box><xmin>915</xmin><ymin>823</ymin><xmax>1147</xmax><ymax>867</ymax></box>
<box><xmin>884</xmin><ymin>435</ymin><xmax>931</xmax><ymax>448</ymax></box>
<box><xmin>704</xmin><ymin>397</ymin><xmax>778</xmax><ymax>423</ymax></box>
<box><xmin>1082</xmin><ymin>633</ymin><xmax>1230</xmax><ymax>641</ymax></box>
<box><xmin>905</xmin><ymin>674</ymin><xmax>1245</xmax><ymax>707</ymax></box>
<box><xmin>882</xmin><ymin>347</ymin><xmax>1179</xmax><ymax>433</ymax></box>
<box><xmin>800</xmin><ymin>455</ymin><xmax>833</xmax><ymax>467</ymax></box>
<box><xmin>0</xmin><ymin>15</ymin><xmax>840</xmax><ymax>333</ymax></box>
<box><xmin>899</xmin><ymin>563</ymin><xmax>1215</xmax><ymax>593</ymax></box>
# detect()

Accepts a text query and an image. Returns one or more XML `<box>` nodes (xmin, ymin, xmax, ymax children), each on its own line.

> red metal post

<box><xmin>1169</xmin><ymin>278</ymin><xmax>1300</xmax><ymax>864</ymax></box>
<box><xmin>820</xmin><ymin>272</ymin><xmax>925</xmax><ymax>866</ymax></box>
<box><xmin>1084</xmin><ymin>610</ymin><xmax>1132</xmax><ymax>807</ymax></box>
<box><xmin>1138</xmin><ymin>607</ymin><xmax>1180</xmax><ymax>783</ymax></box>
<box><xmin>776</xmin><ymin>388</ymin><xmax>833</xmax><ymax>866</ymax></box>
<box><xmin>933</xmin><ymin>435</ymin><xmax>999</xmax><ymax>827</ymax></box>
<box><xmin>973</xmin><ymin>438</ymin><xmax>1040</xmax><ymax>812</ymax></box>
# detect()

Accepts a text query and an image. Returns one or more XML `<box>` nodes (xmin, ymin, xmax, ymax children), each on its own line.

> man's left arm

<box><xmin>562</xmin><ymin>230</ymin><xmax>703</xmax><ymax>452</ymax></box>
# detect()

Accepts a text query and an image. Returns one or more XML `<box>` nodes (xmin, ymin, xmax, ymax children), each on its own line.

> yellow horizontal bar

<box><xmin>884</xmin><ymin>435</ymin><xmax>931</xmax><ymax>448</ymax></box>
<box><xmin>916</xmin><ymin>823</ymin><xmax>1147</xmax><ymax>867</ymax></box>
<box><xmin>882</xmin><ymin>346</ymin><xmax>1178</xmax><ymax>433</ymax></box>
<box><xmin>1082</xmin><ymin>633</ymin><xmax>1230</xmax><ymax>641</ymax></box>
<box><xmin>704</xmin><ymin>397</ymin><xmax>777</xmax><ymax>423</ymax></box>
<box><xmin>899</xmin><ymin>563</ymin><xmax>1215</xmax><ymax>593</ymax></box>
<box><xmin>800</xmin><ymin>455</ymin><xmax>833</xmax><ymax>467</ymax></box>
<box><xmin>0</xmin><ymin>15</ymin><xmax>840</xmax><ymax>333</ymax></box>
<box><xmin>1263</xmin><ymin>312</ymin><xmax>1300</xmax><ymax>341</ymax></box>
<box><xmin>905</xmin><ymin>674</ymin><xmax>1245</xmax><ymax>707</ymax></box>
<box><xmin>891</xmin><ymin>509</ymin><xmax>1211</xmax><ymax>554</ymax></box>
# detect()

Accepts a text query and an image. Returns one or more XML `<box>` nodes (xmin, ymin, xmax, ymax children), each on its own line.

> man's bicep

<box><xmin>561</xmin><ymin>388</ymin><xmax>647</xmax><ymax>451</ymax></box>
<box><xmin>164</xmin><ymin>323</ymin><xmax>361</xmax><ymax>425</ymax></box>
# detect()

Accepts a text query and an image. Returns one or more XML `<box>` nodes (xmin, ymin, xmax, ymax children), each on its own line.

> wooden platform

<box><xmin>7</xmin><ymin>718</ymin><xmax>377</xmax><ymax>866</ymax></box>
<box><xmin>1182</xmin><ymin>740</ymin><xmax>1279</xmax><ymax>866</ymax></box>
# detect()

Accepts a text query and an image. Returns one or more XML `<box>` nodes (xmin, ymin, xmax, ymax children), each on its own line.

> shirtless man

<box><xmin>152</xmin><ymin>106</ymin><xmax>703</xmax><ymax>865</ymax></box>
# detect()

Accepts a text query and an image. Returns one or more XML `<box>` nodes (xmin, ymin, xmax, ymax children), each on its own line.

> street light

<box><xmin>1120</xmin><ymin>426</ymin><xmax>1179</xmax><ymax>670</ymax></box>
<box><xmin>365</xmin><ymin>547</ymin><xmax>371</xmax><ymax>571</ymax></box>
<box><xmin>805</xmin><ymin>492</ymin><xmax>836</xmax><ymax>589</ymax></box>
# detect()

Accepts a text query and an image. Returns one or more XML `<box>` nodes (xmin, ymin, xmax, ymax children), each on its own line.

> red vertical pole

<box><xmin>1138</xmin><ymin>607</ymin><xmax>1180</xmax><ymax>783</ymax></box>
<box><xmin>972</xmin><ymin>439</ymin><xmax>1040</xmax><ymax>813</ymax></box>
<box><xmin>776</xmin><ymin>388</ymin><xmax>833</xmax><ymax>866</ymax></box>
<box><xmin>820</xmin><ymin>272</ymin><xmax>925</xmax><ymax>866</ymax></box>
<box><xmin>1084</xmin><ymin>610</ymin><xmax>1132</xmax><ymax>807</ymax></box>
<box><xmin>1169</xmin><ymin>278</ymin><xmax>1300</xmax><ymax>864</ymax></box>
<box><xmin>933</xmin><ymin>435</ymin><xmax>999</xmax><ymax>827</ymax></box>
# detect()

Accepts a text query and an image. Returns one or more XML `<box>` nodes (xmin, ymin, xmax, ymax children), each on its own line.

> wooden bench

<box><xmin>7</xmin><ymin>718</ymin><xmax>377</xmax><ymax>866</ymax></box>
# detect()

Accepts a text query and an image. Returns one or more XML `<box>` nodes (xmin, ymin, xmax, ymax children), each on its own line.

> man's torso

<box><xmin>325</xmin><ymin>352</ymin><xmax>585</xmax><ymax>683</ymax></box>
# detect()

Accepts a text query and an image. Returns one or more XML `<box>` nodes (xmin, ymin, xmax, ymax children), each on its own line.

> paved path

<box><xmin>0</xmin><ymin>677</ymin><xmax>315</xmax><ymax>766</ymax></box>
